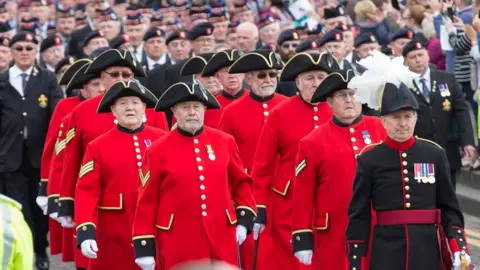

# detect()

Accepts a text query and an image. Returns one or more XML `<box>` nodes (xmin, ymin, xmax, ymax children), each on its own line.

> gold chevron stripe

<box><xmin>79</xmin><ymin>161</ymin><xmax>94</xmax><ymax>179</ymax></box>
<box><xmin>66</xmin><ymin>128</ymin><xmax>75</xmax><ymax>144</ymax></box>
<box><xmin>139</xmin><ymin>170</ymin><xmax>150</xmax><ymax>188</ymax></box>
<box><xmin>295</xmin><ymin>159</ymin><xmax>307</xmax><ymax>177</ymax></box>
<box><xmin>55</xmin><ymin>139</ymin><xmax>66</xmax><ymax>155</ymax></box>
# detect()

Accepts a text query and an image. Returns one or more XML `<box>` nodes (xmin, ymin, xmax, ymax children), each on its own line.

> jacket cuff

<box><xmin>38</xmin><ymin>180</ymin><xmax>47</xmax><ymax>196</ymax></box>
<box><xmin>76</xmin><ymin>222</ymin><xmax>96</xmax><ymax>247</ymax></box>
<box><xmin>236</xmin><ymin>206</ymin><xmax>256</xmax><ymax>233</ymax></box>
<box><xmin>346</xmin><ymin>241</ymin><xmax>365</xmax><ymax>270</ymax></box>
<box><xmin>292</xmin><ymin>230</ymin><xmax>313</xmax><ymax>253</ymax></box>
<box><xmin>255</xmin><ymin>205</ymin><xmax>266</xmax><ymax>225</ymax></box>
<box><xmin>449</xmin><ymin>227</ymin><xmax>470</xmax><ymax>254</ymax></box>
<box><xmin>58</xmin><ymin>198</ymin><xmax>74</xmax><ymax>217</ymax></box>
<box><xmin>47</xmin><ymin>195</ymin><xmax>59</xmax><ymax>215</ymax></box>
<box><xmin>133</xmin><ymin>236</ymin><xmax>156</xmax><ymax>258</ymax></box>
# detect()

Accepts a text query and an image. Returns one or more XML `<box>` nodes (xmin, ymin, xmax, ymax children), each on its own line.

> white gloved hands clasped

<box><xmin>453</xmin><ymin>251</ymin><xmax>471</xmax><ymax>270</ymax></box>
<box><xmin>49</xmin><ymin>212</ymin><xmax>61</xmax><ymax>223</ymax></box>
<box><xmin>253</xmin><ymin>223</ymin><xmax>265</xmax><ymax>240</ymax></box>
<box><xmin>236</xmin><ymin>225</ymin><xmax>247</xmax><ymax>245</ymax></box>
<box><xmin>58</xmin><ymin>216</ymin><xmax>75</xmax><ymax>228</ymax></box>
<box><xmin>135</xmin><ymin>256</ymin><xmax>155</xmax><ymax>270</ymax></box>
<box><xmin>35</xmin><ymin>196</ymin><xmax>48</xmax><ymax>215</ymax></box>
<box><xmin>294</xmin><ymin>250</ymin><xmax>313</xmax><ymax>265</ymax></box>
<box><xmin>80</xmin><ymin>239</ymin><xmax>98</xmax><ymax>259</ymax></box>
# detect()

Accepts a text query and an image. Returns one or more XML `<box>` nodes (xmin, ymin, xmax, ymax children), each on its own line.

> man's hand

<box><xmin>58</xmin><ymin>216</ymin><xmax>74</xmax><ymax>228</ymax></box>
<box><xmin>80</xmin><ymin>239</ymin><xmax>98</xmax><ymax>259</ymax></box>
<box><xmin>236</xmin><ymin>225</ymin><xmax>247</xmax><ymax>245</ymax></box>
<box><xmin>452</xmin><ymin>251</ymin><xmax>471</xmax><ymax>270</ymax></box>
<box><xmin>252</xmin><ymin>223</ymin><xmax>265</xmax><ymax>240</ymax></box>
<box><xmin>294</xmin><ymin>250</ymin><xmax>313</xmax><ymax>265</ymax></box>
<box><xmin>35</xmin><ymin>196</ymin><xmax>48</xmax><ymax>215</ymax></box>
<box><xmin>135</xmin><ymin>256</ymin><xmax>155</xmax><ymax>270</ymax></box>
<box><xmin>464</xmin><ymin>145</ymin><xmax>478</xmax><ymax>162</ymax></box>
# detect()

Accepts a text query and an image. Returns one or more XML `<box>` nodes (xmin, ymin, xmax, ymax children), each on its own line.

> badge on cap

<box><xmin>414</xmin><ymin>163</ymin><xmax>435</xmax><ymax>184</ymax></box>
<box><xmin>370</xmin><ymin>35</ymin><xmax>376</xmax><ymax>42</ymax></box>
<box><xmin>361</xmin><ymin>130</ymin><xmax>371</xmax><ymax>145</ymax></box>
<box><xmin>179</xmin><ymin>31</ymin><xmax>186</xmax><ymax>39</ymax></box>
<box><xmin>206</xmin><ymin>28</ymin><xmax>212</xmax><ymax>34</ymax></box>
<box><xmin>335</xmin><ymin>33</ymin><xmax>341</xmax><ymax>41</ymax></box>
<box><xmin>54</xmin><ymin>36</ymin><xmax>61</xmax><ymax>45</ymax></box>
<box><xmin>341</xmin><ymin>24</ymin><xmax>348</xmax><ymax>31</ymax></box>
<box><xmin>415</xmin><ymin>42</ymin><xmax>422</xmax><ymax>49</ymax></box>
<box><xmin>206</xmin><ymin>145</ymin><xmax>215</xmax><ymax>160</ymax></box>
<box><xmin>156</xmin><ymin>29</ymin><xmax>161</xmax><ymax>36</ymax></box>
<box><xmin>25</xmin><ymin>33</ymin><xmax>32</xmax><ymax>41</ymax></box>
<box><xmin>122</xmin><ymin>34</ymin><xmax>129</xmax><ymax>41</ymax></box>
<box><xmin>408</xmin><ymin>30</ymin><xmax>413</xmax><ymax>39</ymax></box>
<box><xmin>292</xmin><ymin>32</ymin><xmax>299</xmax><ymax>40</ymax></box>
<box><xmin>311</xmin><ymin>42</ymin><xmax>317</xmax><ymax>48</ymax></box>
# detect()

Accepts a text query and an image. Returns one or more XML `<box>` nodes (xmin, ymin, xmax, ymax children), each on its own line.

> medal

<box><xmin>206</xmin><ymin>145</ymin><xmax>215</xmax><ymax>161</ymax></box>
<box><xmin>427</xmin><ymin>163</ymin><xmax>435</xmax><ymax>184</ymax></box>
<box><xmin>422</xmin><ymin>176</ymin><xmax>429</xmax><ymax>184</ymax></box>
<box><xmin>428</xmin><ymin>176</ymin><xmax>436</xmax><ymax>184</ymax></box>
<box><xmin>144</xmin><ymin>139</ymin><xmax>152</xmax><ymax>147</ymax></box>
<box><xmin>414</xmin><ymin>163</ymin><xmax>422</xmax><ymax>183</ymax></box>
<box><xmin>361</xmin><ymin>131</ymin><xmax>371</xmax><ymax>145</ymax></box>
<box><xmin>442</xmin><ymin>99</ymin><xmax>451</xmax><ymax>112</ymax></box>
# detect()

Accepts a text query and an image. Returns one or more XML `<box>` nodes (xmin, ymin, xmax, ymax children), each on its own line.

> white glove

<box><xmin>253</xmin><ymin>223</ymin><xmax>265</xmax><ymax>240</ymax></box>
<box><xmin>80</xmin><ymin>239</ymin><xmax>98</xmax><ymax>259</ymax></box>
<box><xmin>49</xmin><ymin>212</ymin><xmax>61</xmax><ymax>223</ymax></box>
<box><xmin>236</xmin><ymin>225</ymin><xmax>247</xmax><ymax>245</ymax></box>
<box><xmin>135</xmin><ymin>256</ymin><xmax>155</xmax><ymax>270</ymax></box>
<box><xmin>35</xmin><ymin>196</ymin><xmax>48</xmax><ymax>215</ymax></box>
<box><xmin>294</xmin><ymin>250</ymin><xmax>313</xmax><ymax>265</ymax></box>
<box><xmin>58</xmin><ymin>216</ymin><xmax>74</xmax><ymax>228</ymax></box>
<box><xmin>453</xmin><ymin>251</ymin><xmax>471</xmax><ymax>270</ymax></box>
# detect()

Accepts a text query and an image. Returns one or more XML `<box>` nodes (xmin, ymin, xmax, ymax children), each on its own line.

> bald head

<box><xmin>236</xmin><ymin>22</ymin><xmax>259</xmax><ymax>52</ymax></box>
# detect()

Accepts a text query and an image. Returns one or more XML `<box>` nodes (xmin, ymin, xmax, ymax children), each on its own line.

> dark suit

<box><xmin>0</xmin><ymin>66</ymin><xmax>62</xmax><ymax>254</ymax></box>
<box><xmin>412</xmin><ymin>69</ymin><xmax>475</xmax><ymax>187</ymax></box>
<box><xmin>68</xmin><ymin>25</ymin><xmax>92</xmax><ymax>59</ymax></box>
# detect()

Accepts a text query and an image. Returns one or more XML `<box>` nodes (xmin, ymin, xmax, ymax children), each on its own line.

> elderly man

<box><xmin>81</xmin><ymin>30</ymin><xmax>109</xmax><ymax>58</ymax></box>
<box><xmin>141</xmin><ymin>27</ymin><xmax>167</xmax><ymax>73</ymax></box>
<box><xmin>318</xmin><ymin>30</ymin><xmax>349</xmax><ymax>69</ymax></box>
<box><xmin>132</xmin><ymin>81</ymin><xmax>257</xmax><ymax>270</ymax></box>
<box><xmin>40</xmin><ymin>35</ymin><xmax>65</xmax><ymax>72</ymax></box>
<box><xmin>346</xmin><ymin>80</ymin><xmax>473</xmax><ymax>270</ymax></box>
<box><xmin>124</xmin><ymin>14</ymin><xmax>148</xmax><ymax>62</ymax></box>
<box><xmin>388</xmin><ymin>28</ymin><xmax>414</xmax><ymax>57</ymax></box>
<box><xmin>96</xmin><ymin>8</ymin><xmax>121</xmax><ymax>41</ymax></box>
<box><xmin>233</xmin><ymin>1</ymin><xmax>255</xmax><ymax>23</ymax></box>
<box><xmin>403</xmin><ymin>39</ymin><xmax>476</xmax><ymax>188</ymax></box>
<box><xmin>354</xmin><ymin>33</ymin><xmax>380</xmax><ymax>59</ymax></box>
<box><xmin>335</xmin><ymin>24</ymin><xmax>356</xmax><ymax>64</ymax></box>
<box><xmin>258</xmin><ymin>16</ymin><xmax>280</xmax><ymax>48</ymax></box>
<box><xmin>292</xmin><ymin>69</ymin><xmax>386</xmax><ymax>269</ymax></box>
<box><xmin>236</xmin><ymin>22</ymin><xmax>258</xmax><ymax>53</ymax></box>
<box><xmin>252</xmin><ymin>52</ymin><xmax>339</xmax><ymax>270</ymax></box>
<box><xmin>0</xmin><ymin>31</ymin><xmax>63</xmax><ymax>270</ymax></box>
<box><xmin>75</xmin><ymin>80</ymin><xmax>165</xmax><ymax>270</ymax></box>
<box><xmin>0</xmin><ymin>36</ymin><xmax>11</xmax><ymax>73</ymax></box>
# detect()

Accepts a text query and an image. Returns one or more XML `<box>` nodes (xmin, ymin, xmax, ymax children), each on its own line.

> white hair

<box><xmin>237</xmin><ymin>22</ymin><xmax>259</xmax><ymax>37</ymax></box>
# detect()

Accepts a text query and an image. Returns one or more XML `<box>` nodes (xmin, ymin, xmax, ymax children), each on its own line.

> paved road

<box><xmin>47</xmin><ymin>213</ymin><xmax>480</xmax><ymax>269</ymax></box>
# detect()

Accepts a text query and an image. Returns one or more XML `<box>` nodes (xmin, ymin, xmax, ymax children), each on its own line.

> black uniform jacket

<box><xmin>0</xmin><ymin>67</ymin><xmax>62</xmax><ymax>171</ymax></box>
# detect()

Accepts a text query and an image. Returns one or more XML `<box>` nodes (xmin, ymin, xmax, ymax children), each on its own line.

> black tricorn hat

<box><xmin>97</xmin><ymin>80</ymin><xmax>158</xmax><ymax>113</ymax></box>
<box><xmin>65</xmin><ymin>62</ymin><xmax>101</xmax><ymax>95</ymax></box>
<box><xmin>280</xmin><ymin>52</ymin><xmax>340</xmax><ymax>81</ymax></box>
<box><xmin>58</xmin><ymin>58</ymin><xmax>92</xmax><ymax>86</ymax></box>
<box><xmin>155</xmin><ymin>81</ymin><xmax>220</xmax><ymax>112</ymax></box>
<box><xmin>202</xmin><ymin>49</ymin><xmax>241</xmax><ymax>77</ymax></box>
<box><xmin>310</xmin><ymin>69</ymin><xmax>355</xmax><ymax>103</ymax></box>
<box><xmin>86</xmin><ymin>49</ymin><xmax>146</xmax><ymax>77</ymax></box>
<box><xmin>229</xmin><ymin>49</ymin><xmax>283</xmax><ymax>74</ymax></box>
<box><xmin>180</xmin><ymin>53</ymin><xmax>214</xmax><ymax>76</ymax></box>
<box><xmin>380</xmin><ymin>82</ymin><xmax>419</xmax><ymax>115</ymax></box>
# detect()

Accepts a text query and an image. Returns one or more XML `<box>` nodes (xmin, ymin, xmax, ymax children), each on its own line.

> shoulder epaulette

<box><xmin>0</xmin><ymin>194</ymin><xmax>22</xmax><ymax>210</ymax></box>
<box><xmin>415</xmin><ymin>136</ymin><xmax>442</xmax><ymax>148</ymax></box>
<box><xmin>359</xmin><ymin>141</ymin><xmax>383</xmax><ymax>156</ymax></box>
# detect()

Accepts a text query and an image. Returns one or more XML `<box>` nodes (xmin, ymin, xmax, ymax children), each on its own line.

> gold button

<box><xmin>402</xmin><ymin>161</ymin><xmax>407</xmax><ymax>166</ymax></box>
<box><xmin>137</xmin><ymin>162</ymin><xmax>142</xmax><ymax>167</ymax></box>
<box><xmin>134</xmin><ymin>142</ymin><xmax>139</xmax><ymax>147</ymax></box>
<box><xmin>82</xmin><ymin>226</ymin><xmax>87</xmax><ymax>231</ymax></box>
<box><xmin>240</xmin><ymin>210</ymin><xmax>245</xmax><ymax>216</ymax></box>
<box><xmin>353</xmin><ymin>268</ymin><xmax>357</xmax><ymax>270</ymax></box>
<box><xmin>403</xmin><ymin>169</ymin><xmax>408</xmax><ymax>174</ymax></box>
<box><xmin>263</xmin><ymin>104</ymin><xmax>268</xmax><ymax>108</ymax></box>
<box><xmin>353</xmin><ymin>146</ymin><xmax>358</xmax><ymax>151</ymax></box>
<box><xmin>351</xmin><ymin>138</ymin><xmax>356</xmax><ymax>142</ymax></box>
<box><xmin>194</xmin><ymin>148</ymin><xmax>200</xmax><ymax>153</ymax></box>
<box><xmin>460</xmin><ymin>238</ymin><xmax>464</xmax><ymax>242</ymax></box>
<box><xmin>406</xmin><ymin>203</ymin><xmax>411</xmax><ymax>208</ymax></box>
<box><xmin>194</xmin><ymin>139</ymin><xmax>199</xmax><ymax>144</ymax></box>
<box><xmin>404</xmin><ymin>177</ymin><xmax>409</xmax><ymax>182</ymax></box>
<box><xmin>264</xmin><ymin>111</ymin><xmax>269</xmax><ymax>116</ymax></box>
<box><xmin>458</xmin><ymin>230</ymin><xmax>462</xmax><ymax>233</ymax></box>
<box><xmin>349</xmin><ymin>128</ymin><xmax>354</xmax><ymax>133</ymax></box>
<box><xmin>199</xmin><ymin>175</ymin><xmax>205</xmax><ymax>181</ymax></box>
<box><xmin>141</xmin><ymin>240</ymin><xmax>146</xmax><ymax>246</ymax></box>
<box><xmin>296</xmin><ymin>236</ymin><xmax>300</xmax><ymax>241</ymax></box>
<box><xmin>23</xmin><ymin>112</ymin><xmax>27</xmax><ymax>116</ymax></box>
<box><xmin>353</xmin><ymin>255</ymin><xmax>357</xmax><ymax>259</ymax></box>
<box><xmin>133</xmin><ymin>136</ymin><xmax>138</xmax><ymax>140</ymax></box>
<box><xmin>406</xmin><ymin>194</ymin><xmax>410</xmax><ymax>199</ymax></box>
<box><xmin>313</xmin><ymin>107</ymin><xmax>318</xmax><ymax>112</ymax></box>
<box><xmin>315</xmin><ymin>126</ymin><xmax>318</xmax><ymax>129</ymax></box>
<box><xmin>354</xmin><ymin>244</ymin><xmax>358</xmax><ymax>248</ymax></box>
<box><xmin>402</xmin><ymin>153</ymin><xmax>407</xmax><ymax>158</ymax></box>
<box><xmin>313</xmin><ymin>116</ymin><xmax>318</xmax><ymax>121</ymax></box>
<box><xmin>405</xmin><ymin>185</ymin><xmax>410</xmax><ymax>191</ymax></box>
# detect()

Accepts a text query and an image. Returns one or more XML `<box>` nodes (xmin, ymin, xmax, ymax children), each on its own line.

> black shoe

<box><xmin>35</xmin><ymin>253</ymin><xmax>49</xmax><ymax>270</ymax></box>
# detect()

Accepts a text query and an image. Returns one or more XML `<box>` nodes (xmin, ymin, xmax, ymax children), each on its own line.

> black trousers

<box><xmin>0</xmin><ymin>145</ymin><xmax>48</xmax><ymax>253</ymax></box>
<box><xmin>450</xmin><ymin>169</ymin><xmax>457</xmax><ymax>191</ymax></box>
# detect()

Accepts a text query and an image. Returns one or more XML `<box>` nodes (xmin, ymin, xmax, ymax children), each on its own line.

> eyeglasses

<box><xmin>281</xmin><ymin>43</ymin><xmax>298</xmax><ymax>49</ymax></box>
<box><xmin>257</xmin><ymin>71</ymin><xmax>278</xmax><ymax>79</ymax></box>
<box><xmin>104</xmin><ymin>71</ymin><xmax>133</xmax><ymax>79</ymax></box>
<box><xmin>333</xmin><ymin>91</ymin><xmax>356</xmax><ymax>100</ymax></box>
<box><xmin>13</xmin><ymin>46</ymin><xmax>34</xmax><ymax>52</ymax></box>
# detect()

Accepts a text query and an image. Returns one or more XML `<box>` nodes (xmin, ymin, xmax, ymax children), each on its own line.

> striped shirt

<box><xmin>449</xmin><ymin>29</ymin><xmax>473</xmax><ymax>83</ymax></box>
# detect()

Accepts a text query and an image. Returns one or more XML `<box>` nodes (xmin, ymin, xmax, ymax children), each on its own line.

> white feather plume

<box><xmin>347</xmin><ymin>50</ymin><xmax>419</xmax><ymax>110</ymax></box>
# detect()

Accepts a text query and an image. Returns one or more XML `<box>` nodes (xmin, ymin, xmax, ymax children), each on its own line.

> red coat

<box><xmin>75</xmin><ymin>125</ymin><xmax>165</xmax><ymax>270</ymax></box>
<box><xmin>204</xmin><ymin>89</ymin><xmax>249</xmax><ymax>128</ymax></box>
<box><xmin>292</xmin><ymin>116</ymin><xmax>386</xmax><ymax>270</ymax></box>
<box><xmin>59</xmin><ymin>94</ymin><xmax>168</xmax><ymax>216</ymax></box>
<box><xmin>40</xmin><ymin>96</ymin><xmax>83</xmax><ymax>256</ymax></box>
<box><xmin>47</xmin><ymin>113</ymin><xmax>76</xmax><ymax>264</ymax></box>
<box><xmin>250</xmin><ymin>96</ymin><xmax>332</xmax><ymax>269</ymax></box>
<box><xmin>132</xmin><ymin>127</ymin><xmax>257</xmax><ymax>269</ymax></box>
<box><xmin>219</xmin><ymin>92</ymin><xmax>287</xmax><ymax>173</ymax></box>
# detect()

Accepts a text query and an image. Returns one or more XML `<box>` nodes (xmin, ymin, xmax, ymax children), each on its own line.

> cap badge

<box><xmin>415</xmin><ymin>42</ymin><xmax>422</xmax><ymax>49</ymax></box>
<box><xmin>311</xmin><ymin>42</ymin><xmax>317</xmax><ymax>48</ymax></box>
<box><xmin>292</xmin><ymin>32</ymin><xmax>299</xmax><ymax>40</ymax></box>
<box><xmin>335</xmin><ymin>33</ymin><xmax>341</xmax><ymax>41</ymax></box>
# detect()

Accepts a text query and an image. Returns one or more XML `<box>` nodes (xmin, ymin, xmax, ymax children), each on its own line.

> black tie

<box><xmin>420</xmin><ymin>78</ymin><xmax>429</xmax><ymax>102</ymax></box>
<box><xmin>21</xmin><ymin>73</ymin><xmax>28</xmax><ymax>92</ymax></box>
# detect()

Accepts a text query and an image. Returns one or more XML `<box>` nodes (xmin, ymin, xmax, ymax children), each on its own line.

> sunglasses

<box><xmin>104</xmin><ymin>71</ymin><xmax>133</xmax><ymax>79</ymax></box>
<box><xmin>13</xmin><ymin>46</ymin><xmax>34</xmax><ymax>52</ymax></box>
<box><xmin>257</xmin><ymin>72</ymin><xmax>278</xmax><ymax>79</ymax></box>
<box><xmin>281</xmin><ymin>43</ymin><xmax>298</xmax><ymax>49</ymax></box>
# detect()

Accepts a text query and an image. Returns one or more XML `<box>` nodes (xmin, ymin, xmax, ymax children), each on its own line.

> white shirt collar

<box><xmin>10</xmin><ymin>65</ymin><xmax>33</xmax><ymax>78</ymax></box>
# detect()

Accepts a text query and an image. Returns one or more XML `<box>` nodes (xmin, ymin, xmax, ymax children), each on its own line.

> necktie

<box><xmin>420</xmin><ymin>78</ymin><xmax>429</xmax><ymax>101</ymax></box>
<box><xmin>21</xmin><ymin>73</ymin><xmax>28</xmax><ymax>92</ymax></box>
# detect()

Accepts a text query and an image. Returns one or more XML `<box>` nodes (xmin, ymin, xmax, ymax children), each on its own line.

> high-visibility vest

<box><xmin>0</xmin><ymin>194</ymin><xmax>33</xmax><ymax>270</ymax></box>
